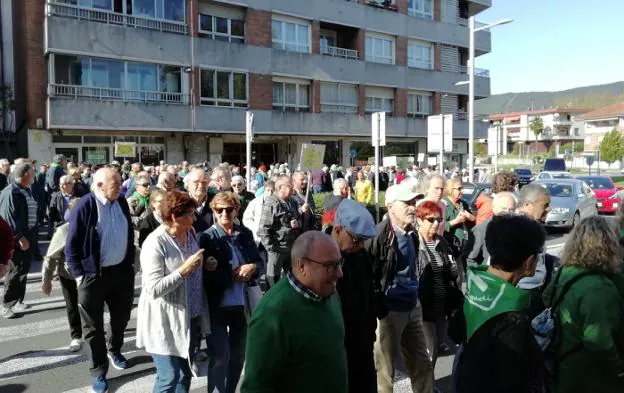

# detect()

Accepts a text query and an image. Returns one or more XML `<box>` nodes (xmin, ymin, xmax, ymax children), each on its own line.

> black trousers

<box><xmin>77</xmin><ymin>263</ymin><xmax>135</xmax><ymax>377</ymax></box>
<box><xmin>2</xmin><ymin>246</ymin><xmax>33</xmax><ymax>308</ymax></box>
<box><xmin>59</xmin><ymin>276</ymin><xmax>82</xmax><ymax>340</ymax></box>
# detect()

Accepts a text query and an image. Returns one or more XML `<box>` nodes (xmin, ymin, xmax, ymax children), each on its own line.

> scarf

<box><xmin>132</xmin><ymin>191</ymin><xmax>150</xmax><ymax>210</ymax></box>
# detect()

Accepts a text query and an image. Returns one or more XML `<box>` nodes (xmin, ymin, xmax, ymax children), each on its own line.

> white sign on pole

<box><xmin>246</xmin><ymin>111</ymin><xmax>254</xmax><ymax>142</ymax></box>
<box><xmin>372</xmin><ymin>112</ymin><xmax>386</xmax><ymax>147</ymax></box>
<box><xmin>383</xmin><ymin>156</ymin><xmax>397</xmax><ymax>167</ymax></box>
<box><xmin>245</xmin><ymin>111</ymin><xmax>254</xmax><ymax>191</ymax></box>
<box><xmin>427</xmin><ymin>114</ymin><xmax>453</xmax><ymax>152</ymax></box>
<box><xmin>299</xmin><ymin>144</ymin><xmax>326</xmax><ymax>171</ymax></box>
<box><xmin>417</xmin><ymin>153</ymin><xmax>425</xmax><ymax>163</ymax></box>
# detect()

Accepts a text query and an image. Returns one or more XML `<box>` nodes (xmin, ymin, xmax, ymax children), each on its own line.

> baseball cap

<box><xmin>110</xmin><ymin>160</ymin><xmax>120</xmax><ymax>166</ymax></box>
<box><xmin>386</xmin><ymin>184</ymin><xmax>424</xmax><ymax>206</ymax></box>
<box><xmin>334</xmin><ymin>199</ymin><xmax>377</xmax><ymax>238</ymax></box>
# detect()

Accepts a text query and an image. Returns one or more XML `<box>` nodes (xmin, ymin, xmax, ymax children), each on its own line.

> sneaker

<box><xmin>12</xmin><ymin>302</ymin><xmax>31</xmax><ymax>312</ymax></box>
<box><xmin>69</xmin><ymin>338</ymin><xmax>82</xmax><ymax>352</ymax></box>
<box><xmin>107</xmin><ymin>351</ymin><xmax>129</xmax><ymax>370</ymax></box>
<box><xmin>0</xmin><ymin>305</ymin><xmax>16</xmax><ymax>319</ymax></box>
<box><xmin>91</xmin><ymin>375</ymin><xmax>108</xmax><ymax>393</ymax></box>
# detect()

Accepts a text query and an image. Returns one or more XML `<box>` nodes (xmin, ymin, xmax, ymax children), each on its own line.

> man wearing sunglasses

<box><xmin>331</xmin><ymin>199</ymin><xmax>378</xmax><ymax>393</ymax></box>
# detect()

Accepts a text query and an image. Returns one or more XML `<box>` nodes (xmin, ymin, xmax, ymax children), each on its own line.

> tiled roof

<box><xmin>488</xmin><ymin>107</ymin><xmax>589</xmax><ymax>121</ymax></box>
<box><xmin>578</xmin><ymin>102</ymin><xmax>624</xmax><ymax>121</ymax></box>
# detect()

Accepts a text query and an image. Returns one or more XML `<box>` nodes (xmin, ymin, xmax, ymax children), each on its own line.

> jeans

<box><xmin>60</xmin><ymin>276</ymin><xmax>82</xmax><ymax>340</ymax></box>
<box><xmin>374</xmin><ymin>302</ymin><xmax>434</xmax><ymax>393</ymax></box>
<box><xmin>207</xmin><ymin>306</ymin><xmax>247</xmax><ymax>393</ymax></box>
<box><xmin>151</xmin><ymin>354</ymin><xmax>192</xmax><ymax>393</ymax></box>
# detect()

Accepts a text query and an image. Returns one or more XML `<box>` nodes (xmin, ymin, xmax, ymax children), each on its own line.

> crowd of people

<box><xmin>0</xmin><ymin>154</ymin><xmax>623</xmax><ymax>393</ymax></box>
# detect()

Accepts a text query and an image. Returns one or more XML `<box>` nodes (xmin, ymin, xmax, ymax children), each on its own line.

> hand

<box><xmin>42</xmin><ymin>280</ymin><xmax>52</xmax><ymax>295</ymax></box>
<box><xmin>18</xmin><ymin>237</ymin><xmax>30</xmax><ymax>251</ymax></box>
<box><xmin>290</xmin><ymin>219</ymin><xmax>300</xmax><ymax>229</ymax></box>
<box><xmin>235</xmin><ymin>264</ymin><xmax>257</xmax><ymax>282</ymax></box>
<box><xmin>179</xmin><ymin>249</ymin><xmax>205</xmax><ymax>278</ymax></box>
<box><xmin>462</xmin><ymin>211</ymin><xmax>476</xmax><ymax>222</ymax></box>
<box><xmin>203</xmin><ymin>256</ymin><xmax>218</xmax><ymax>272</ymax></box>
<box><xmin>301</xmin><ymin>203</ymin><xmax>309</xmax><ymax>213</ymax></box>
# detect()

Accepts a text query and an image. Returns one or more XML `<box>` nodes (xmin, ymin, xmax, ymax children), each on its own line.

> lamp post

<box><xmin>459</xmin><ymin>16</ymin><xmax>513</xmax><ymax>182</ymax></box>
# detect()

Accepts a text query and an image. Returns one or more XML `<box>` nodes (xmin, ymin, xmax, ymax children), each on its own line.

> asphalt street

<box><xmin>0</xmin><ymin>217</ymin><xmax>614</xmax><ymax>393</ymax></box>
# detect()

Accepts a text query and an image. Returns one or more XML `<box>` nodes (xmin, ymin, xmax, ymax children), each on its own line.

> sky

<box><xmin>477</xmin><ymin>0</ymin><xmax>624</xmax><ymax>95</ymax></box>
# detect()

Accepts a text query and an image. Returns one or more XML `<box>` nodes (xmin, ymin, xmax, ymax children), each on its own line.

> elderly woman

<box><xmin>415</xmin><ymin>200</ymin><xmax>459</xmax><ymax>368</ymax></box>
<box><xmin>137</xmin><ymin>190</ymin><xmax>213</xmax><ymax>393</ymax></box>
<box><xmin>68</xmin><ymin>167</ymin><xmax>89</xmax><ymax>197</ymax></box>
<box><xmin>443</xmin><ymin>177</ymin><xmax>475</xmax><ymax>263</ymax></box>
<box><xmin>138</xmin><ymin>188</ymin><xmax>166</xmax><ymax>248</ymax></box>
<box><xmin>231</xmin><ymin>175</ymin><xmax>255</xmax><ymax>220</ymax></box>
<box><xmin>542</xmin><ymin>216</ymin><xmax>624</xmax><ymax>393</ymax></box>
<box><xmin>355</xmin><ymin>170</ymin><xmax>373</xmax><ymax>205</ymax></box>
<box><xmin>41</xmin><ymin>198</ymin><xmax>83</xmax><ymax>352</ymax></box>
<box><xmin>127</xmin><ymin>173</ymin><xmax>152</xmax><ymax>229</ymax></box>
<box><xmin>199</xmin><ymin>191</ymin><xmax>262</xmax><ymax>393</ymax></box>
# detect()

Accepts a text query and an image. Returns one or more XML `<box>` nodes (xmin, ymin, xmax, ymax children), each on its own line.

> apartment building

<box><xmin>577</xmin><ymin>102</ymin><xmax>624</xmax><ymax>152</ymax></box>
<box><xmin>487</xmin><ymin>108</ymin><xmax>586</xmax><ymax>155</ymax></box>
<box><xmin>15</xmin><ymin>0</ymin><xmax>492</xmax><ymax>167</ymax></box>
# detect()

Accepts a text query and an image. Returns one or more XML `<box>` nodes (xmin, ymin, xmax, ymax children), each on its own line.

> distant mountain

<box><xmin>475</xmin><ymin>81</ymin><xmax>624</xmax><ymax>115</ymax></box>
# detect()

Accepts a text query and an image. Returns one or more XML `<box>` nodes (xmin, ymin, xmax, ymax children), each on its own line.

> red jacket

<box><xmin>0</xmin><ymin>216</ymin><xmax>13</xmax><ymax>265</ymax></box>
<box><xmin>475</xmin><ymin>194</ymin><xmax>493</xmax><ymax>225</ymax></box>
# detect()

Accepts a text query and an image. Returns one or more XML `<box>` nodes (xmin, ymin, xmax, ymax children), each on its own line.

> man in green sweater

<box><xmin>240</xmin><ymin>231</ymin><xmax>348</xmax><ymax>393</ymax></box>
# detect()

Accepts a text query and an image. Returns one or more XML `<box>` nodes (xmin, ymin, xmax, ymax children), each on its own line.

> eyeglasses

<box><xmin>453</xmin><ymin>187</ymin><xmax>464</xmax><ymax>191</ymax></box>
<box><xmin>346</xmin><ymin>231</ymin><xmax>367</xmax><ymax>245</ymax></box>
<box><xmin>424</xmin><ymin>216</ymin><xmax>441</xmax><ymax>224</ymax></box>
<box><xmin>138</xmin><ymin>183</ymin><xmax>150</xmax><ymax>187</ymax></box>
<box><xmin>303</xmin><ymin>257</ymin><xmax>344</xmax><ymax>275</ymax></box>
<box><xmin>214</xmin><ymin>206</ymin><xmax>235</xmax><ymax>215</ymax></box>
<box><xmin>232</xmin><ymin>183</ymin><xmax>244</xmax><ymax>187</ymax></box>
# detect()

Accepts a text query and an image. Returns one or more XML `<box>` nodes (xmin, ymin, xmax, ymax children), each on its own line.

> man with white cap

<box><xmin>366</xmin><ymin>183</ymin><xmax>433</xmax><ymax>393</ymax></box>
<box><xmin>331</xmin><ymin>199</ymin><xmax>379</xmax><ymax>393</ymax></box>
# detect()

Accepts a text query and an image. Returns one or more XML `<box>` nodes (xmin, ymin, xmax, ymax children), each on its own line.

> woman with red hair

<box><xmin>415</xmin><ymin>200</ymin><xmax>459</xmax><ymax>370</ymax></box>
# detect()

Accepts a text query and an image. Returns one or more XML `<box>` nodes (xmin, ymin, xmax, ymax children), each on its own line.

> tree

<box><xmin>599</xmin><ymin>128</ymin><xmax>624</xmax><ymax>164</ymax></box>
<box><xmin>529</xmin><ymin>116</ymin><xmax>544</xmax><ymax>153</ymax></box>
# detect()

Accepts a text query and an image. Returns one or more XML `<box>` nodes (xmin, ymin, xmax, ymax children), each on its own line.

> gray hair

<box><xmin>422</xmin><ymin>173</ymin><xmax>446</xmax><ymax>192</ymax></box>
<box><xmin>53</xmin><ymin>154</ymin><xmax>66</xmax><ymax>164</ymax></box>
<box><xmin>12</xmin><ymin>163</ymin><xmax>33</xmax><ymax>182</ymax></box>
<box><xmin>231</xmin><ymin>175</ymin><xmax>245</xmax><ymax>185</ymax></box>
<box><xmin>59</xmin><ymin>175</ymin><xmax>74</xmax><ymax>185</ymax></box>
<box><xmin>183</xmin><ymin>168</ymin><xmax>208</xmax><ymax>187</ymax></box>
<box><xmin>135</xmin><ymin>173</ymin><xmax>150</xmax><ymax>185</ymax></box>
<box><xmin>158</xmin><ymin>172</ymin><xmax>175</xmax><ymax>185</ymax></box>
<box><xmin>0</xmin><ymin>158</ymin><xmax>8</xmax><ymax>166</ymax></box>
<box><xmin>264</xmin><ymin>180</ymin><xmax>275</xmax><ymax>191</ymax></box>
<box><xmin>518</xmin><ymin>183</ymin><xmax>549</xmax><ymax>206</ymax></box>
<box><xmin>333</xmin><ymin>178</ymin><xmax>347</xmax><ymax>195</ymax></box>
<box><xmin>492</xmin><ymin>191</ymin><xmax>517</xmax><ymax>214</ymax></box>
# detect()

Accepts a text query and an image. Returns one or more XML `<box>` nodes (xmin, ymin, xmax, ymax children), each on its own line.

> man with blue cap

<box><xmin>331</xmin><ymin>199</ymin><xmax>379</xmax><ymax>393</ymax></box>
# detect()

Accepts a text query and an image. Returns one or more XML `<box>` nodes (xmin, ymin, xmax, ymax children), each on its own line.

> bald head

<box><xmin>492</xmin><ymin>191</ymin><xmax>517</xmax><ymax>215</ymax></box>
<box><xmin>92</xmin><ymin>167</ymin><xmax>121</xmax><ymax>201</ymax></box>
<box><xmin>291</xmin><ymin>231</ymin><xmax>342</xmax><ymax>297</ymax></box>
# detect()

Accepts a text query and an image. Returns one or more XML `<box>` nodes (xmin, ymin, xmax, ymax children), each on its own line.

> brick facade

<box><xmin>394</xmin><ymin>89</ymin><xmax>407</xmax><ymax>117</ymax></box>
<box><xmin>434</xmin><ymin>0</ymin><xmax>442</xmax><ymax>21</ymax></box>
<box><xmin>358</xmin><ymin>85</ymin><xmax>366</xmax><ymax>116</ymax></box>
<box><xmin>434</xmin><ymin>43</ymin><xmax>441</xmax><ymax>71</ymax></box>
<box><xmin>249</xmin><ymin>74</ymin><xmax>273</xmax><ymax>110</ymax></box>
<box><xmin>433</xmin><ymin>92</ymin><xmax>441</xmax><ymax>114</ymax></box>
<box><xmin>355</xmin><ymin>29</ymin><xmax>366</xmax><ymax>60</ymax></box>
<box><xmin>187</xmin><ymin>0</ymin><xmax>199</xmax><ymax>37</ymax></box>
<box><xmin>246</xmin><ymin>9</ymin><xmax>271</xmax><ymax>47</ymax></box>
<box><xmin>396</xmin><ymin>0</ymin><xmax>408</xmax><ymax>14</ymax></box>
<box><xmin>311</xmin><ymin>20</ymin><xmax>320</xmax><ymax>54</ymax></box>
<box><xmin>395</xmin><ymin>36</ymin><xmax>407</xmax><ymax>66</ymax></box>
<box><xmin>311</xmin><ymin>80</ymin><xmax>321</xmax><ymax>113</ymax></box>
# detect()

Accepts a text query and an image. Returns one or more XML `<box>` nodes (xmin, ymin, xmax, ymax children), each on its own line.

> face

<box><xmin>276</xmin><ymin>180</ymin><xmax>293</xmax><ymax>200</ymax></box>
<box><xmin>61</xmin><ymin>181</ymin><xmax>74</xmax><ymax>195</ymax></box>
<box><xmin>187</xmin><ymin>173</ymin><xmax>208</xmax><ymax>199</ymax></box>
<box><xmin>427</xmin><ymin>177</ymin><xmax>445</xmax><ymax>202</ymax></box>
<box><xmin>214</xmin><ymin>202</ymin><xmax>237</xmax><ymax>228</ymax></box>
<box><xmin>522</xmin><ymin>195</ymin><xmax>551</xmax><ymax>222</ymax></box>
<box><xmin>136</xmin><ymin>179</ymin><xmax>151</xmax><ymax>196</ymax></box>
<box><xmin>231</xmin><ymin>180</ymin><xmax>245</xmax><ymax>194</ymax></box>
<box><xmin>334</xmin><ymin>226</ymin><xmax>367</xmax><ymax>254</ymax></box>
<box><xmin>357</xmin><ymin>172</ymin><xmax>364</xmax><ymax>181</ymax></box>
<box><xmin>449</xmin><ymin>181</ymin><xmax>463</xmax><ymax>201</ymax></box>
<box><xmin>293</xmin><ymin>174</ymin><xmax>306</xmax><ymax>190</ymax></box>
<box><xmin>98</xmin><ymin>172</ymin><xmax>122</xmax><ymax>201</ymax></box>
<box><xmin>417</xmin><ymin>212</ymin><xmax>442</xmax><ymax>239</ymax></box>
<box><xmin>173</xmin><ymin>209</ymin><xmax>196</xmax><ymax>231</ymax></box>
<box><xmin>21</xmin><ymin>168</ymin><xmax>35</xmax><ymax>187</ymax></box>
<box><xmin>298</xmin><ymin>241</ymin><xmax>343</xmax><ymax>297</ymax></box>
<box><xmin>390</xmin><ymin>199</ymin><xmax>417</xmax><ymax>228</ymax></box>
<box><xmin>212</xmin><ymin>171</ymin><xmax>231</xmax><ymax>191</ymax></box>
<box><xmin>339</xmin><ymin>184</ymin><xmax>348</xmax><ymax>197</ymax></box>
<box><xmin>264</xmin><ymin>187</ymin><xmax>274</xmax><ymax>197</ymax></box>
<box><xmin>493</xmin><ymin>197</ymin><xmax>517</xmax><ymax>215</ymax></box>
<box><xmin>150</xmin><ymin>194</ymin><xmax>164</xmax><ymax>214</ymax></box>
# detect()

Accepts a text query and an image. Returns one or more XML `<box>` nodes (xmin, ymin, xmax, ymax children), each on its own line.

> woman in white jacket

<box><xmin>137</xmin><ymin>190</ymin><xmax>215</xmax><ymax>393</ymax></box>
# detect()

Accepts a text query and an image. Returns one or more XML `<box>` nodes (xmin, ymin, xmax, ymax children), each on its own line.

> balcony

<box><xmin>459</xmin><ymin>66</ymin><xmax>490</xmax><ymax>78</ymax></box>
<box><xmin>49</xmin><ymin>84</ymin><xmax>189</xmax><ymax>105</ymax></box>
<box><xmin>47</xmin><ymin>1</ymin><xmax>188</xmax><ymax>35</ymax></box>
<box><xmin>365</xmin><ymin>0</ymin><xmax>398</xmax><ymax>12</ymax></box>
<box><xmin>321</xmin><ymin>45</ymin><xmax>359</xmax><ymax>60</ymax></box>
<box><xmin>319</xmin><ymin>22</ymin><xmax>360</xmax><ymax>60</ymax></box>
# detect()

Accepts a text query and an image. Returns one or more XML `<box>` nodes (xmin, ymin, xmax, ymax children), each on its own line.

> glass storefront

<box><xmin>51</xmin><ymin>135</ymin><xmax>165</xmax><ymax>165</ymax></box>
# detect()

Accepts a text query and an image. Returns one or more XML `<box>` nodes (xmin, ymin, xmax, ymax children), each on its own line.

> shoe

<box><xmin>12</xmin><ymin>302</ymin><xmax>31</xmax><ymax>312</ymax></box>
<box><xmin>194</xmin><ymin>350</ymin><xmax>208</xmax><ymax>363</ymax></box>
<box><xmin>0</xmin><ymin>305</ymin><xmax>16</xmax><ymax>319</ymax></box>
<box><xmin>91</xmin><ymin>375</ymin><xmax>108</xmax><ymax>393</ymax></box>
<box><xmin>107</xmin><ymin>351</ymin><xmax>129</xmax><ymax>370</ymax></box>
<box><xmin>69</xmin><ymin>338</ymin><xmax>82</xmax><ymax>352</ymax></box>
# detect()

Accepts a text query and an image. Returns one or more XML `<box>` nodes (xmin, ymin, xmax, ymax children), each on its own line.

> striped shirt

<box><xmin>19</xmin><ymin>187</ymin><xmax>37</xmax><ymax>229</ymax></box>
<box><xmin>94</xmin><ymin>193</ymin><xmax>128</xmax><ymax>267</ymax></box>
<box><xmin>287</xmin><ymin>271</ymin><xmax>322</xmax><ymax>302</ymax></box>
<box><xmin>423</xmin><ymin>239</ymin><xmax>447</xmax><ymax>315</ymax></box>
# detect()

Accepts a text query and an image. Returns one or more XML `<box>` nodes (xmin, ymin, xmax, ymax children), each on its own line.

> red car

<box><xmin>576</xmin><ymin>176</ymin><xmax>622</xmax><ymax>214</ymax></box>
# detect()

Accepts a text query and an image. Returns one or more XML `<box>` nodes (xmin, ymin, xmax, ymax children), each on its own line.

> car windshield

<box><xmin>515</xmin><ymin>169</ymin><xmax>531</xmax><ymax>175</ymax></box>
<box><xmin>543</xmin><ymin>183</ymin><xmax>574</xmax><ymax>197</ymax></box>
<box><xmin>578</xmin><ymin>177</ymin><xmax>613</xmax><ymax>189</ymax></box>
<box><xmin>552</xmin><ymin>173</ymin><xmax>572</xmax><ymax>179</ymax></box>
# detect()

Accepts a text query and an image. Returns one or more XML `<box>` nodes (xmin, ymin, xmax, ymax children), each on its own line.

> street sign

<box><xmin>372</xmin><ymin>112</ymin><xmax>386</xmax><ymax>147</ymax></box>
<box><xmin>350</xmin><ymin>149</ymin><xmax>358</xmax><ymax>158</ymax></box>
<box><xmin>427</xmin><ymin>114</ymin><xmax>453</xmax><ymax>152</ymax></box>
<box><xmin>585</xmin><ymin>156</ymin><xmax>595</xmax><ymax>166</ymax></box>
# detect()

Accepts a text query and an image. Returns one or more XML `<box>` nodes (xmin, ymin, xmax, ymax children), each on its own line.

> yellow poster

<box><xmin>114</xmin><ymin>142</ymin><xmax>136</xmax><ymax>157</ymax></box>
<box><xmin>300</xmin><ymin>144</ymin><xmax>326</xmax><ymax>171</ymax></box>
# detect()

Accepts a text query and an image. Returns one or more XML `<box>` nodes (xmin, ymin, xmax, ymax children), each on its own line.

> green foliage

<box><xmin>553</xmin><ymin>93</ymin><xmax>624</xmax><ymax>110</ymax></box>
<box><xmin>599</xmin><ymin>128</ymin><xmax>624</xmax><ymax>164</ymax></box>
<box><xmin>529</xmin><ymin>116</ymin><xmax>545</xmax><ymax>139</ymax></box>
<box><xmin>558</xmin><ymin>142</ymin><xmax>584</xmax><ymax>154</ymax></box>
<box><xmin>474</xmin><ymin>143</ymin><xmax>488</xmax><ymax>157</ymax></box>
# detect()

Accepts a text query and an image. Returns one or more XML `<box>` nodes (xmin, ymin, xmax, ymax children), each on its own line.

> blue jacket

<box><xmin>0</xmin><ymin>183</ymin><xmax>38</xmax><ymax>242</ymax></box>
<box><xmin>65</xmin><ymin>193</ymin><xmax>135</xmax><ymax>278</ymax></box>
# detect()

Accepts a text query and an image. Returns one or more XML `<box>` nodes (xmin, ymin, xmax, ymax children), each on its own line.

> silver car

<box><xmin>535</xmin><ymin>179</ymin><xmax>598</xmax><ymax>230</ymax></box>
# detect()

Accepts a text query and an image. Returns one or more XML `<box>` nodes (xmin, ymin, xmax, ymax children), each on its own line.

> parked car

<box><xmin>543</xmin><ymin>158</ymin><xmax>567</xmax><ymax>172</ymax></box>
<box><xmin>535</xmin><ymin>179</ymin><xmax>598</xmax><ymax>230</ymax></box>
<box><xmin>461</xmin><ymin>182</ymin><xmax>492</xmax><ymax>212</ymax></box>
<box><xmin>534</xmin><ymin>171</ymin><xmax>574</xmax><ymax>181</ymax></box>
<box><xmin>576</xmin><ymin>175</ymin><xmax>622</xmax><ymax>214</ymax></box>
<box><xmin>513</xmin><ymin>168</ymin><xmax>533</xmax><ymax>187</ymax></box>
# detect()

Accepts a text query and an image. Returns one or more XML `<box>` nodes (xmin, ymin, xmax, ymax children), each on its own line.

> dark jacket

<box><xmin>138</xmin><ymin>212</ymin><xmax>161</xmax><ymax>248</ymax></box>
<box><xmin>65</xmin><ymin>193</ymin><xmax>135</xmax><ymax>278</ymax></box>
<box><xmin>48</xmin><ymin>191</ymin><xmax>72</xmax><ymax>228</ymax></box>
<box><xmin>46</xmin><ymin>164</ymin><xmax>64</xmax><ymax>193</ymax></box>
<box><xmin>417</xmin><ymin>236</ymin><xmax>458</xmax><ymax>322</ymax></box>
<box><xmin>73</xmin><ymin>180</ymin><xmax>89</xmax><ymax>198</ymax></box>
<box><xmin>0</xmin><ymin>183</ymin><xmax>38</xmax><ymax>243</ymax></box>
<box><xmin>31</xmin><ymin>172</ymin><xmax>46</xmax><ymax>202</ymax></box>
<box><xmin>237</xmin><ymin>190</ymin><xmax>256</xmax><ymax>221</ymax></box>
<box><xmin>0</xmin><ymin>173</ymin><xmax>7</xmax><ymax>191</ymax></box>
<box><xmin>337</xmin><ymin>249</ymin><xmax>378</xmax><ymax>393</ymax></box>
<box><xmin>257</xmin><ymin>195</ymin><xmax>301</xmax><ymax>252</ymax></box>
<box><xmin>193</xmin><ymin>202</ymin><xmax>214</xmax><ymax>234</ymax></box>
<box><xmin>199</xmin><ymin>223</ymin><xmax>262</xmax><ymax>308</ymax></box>
<box><xmin>454</xmin><ymin>310</ymin><xmax>546</xmax><ymax>393</ymax></box>
<box><xmin>0</xmin><ymin>216</ymin><xmax>13</xmax><ymax>265</ymax></box>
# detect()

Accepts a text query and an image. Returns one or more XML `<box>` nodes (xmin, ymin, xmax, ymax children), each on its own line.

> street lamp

<box><xmin>458</xmin><ymin>16</ymin><xmax>513</xmax><ymax>182</ymax></box>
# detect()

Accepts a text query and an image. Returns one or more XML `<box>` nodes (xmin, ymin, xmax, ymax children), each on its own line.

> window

<box><xmin>320</xmin><ymin>83</ymin><xmax>358</xmax><ymax>113</ymax></box>
<box><xmin>272</xmin><ymin>80</ymin><xmax>309</xmax><ymax>112</ymax></box>
<box><xmin>133</xmin><ymin>0</ymin><xmax>185</xmax><ymax>22</ymax></box>
<box><xmin>199</xmin><ymin>14</ymin><xmax>245</xmax><ymax>43</ymax></box>
<box><xmin>200</xmin><ymin>69</ymin><xmax>248</xmax><ymax>107</ymax></box>
<box><xmin>407</xmin><ymin>0</ymin><xmax>433</xmax><ymax>20</ymax></box>
<box><xmin>365</xmin><ymin>35</ymin><xmax>394</xmax><ymax>64</ymax></box>
<box><xmin>408</xmin><ymin>93</ymin><xmax>433</xmax><ymax>116</ymax></box>
<box><xmin>365</xmin><ymin>97</ymin><xmax>393</xmax><ymax>113</ymax></box>
<box><xmin>408</xmin><ymin>41</ymin><xmax>433</xmax><ymax>69</ymax></box>
<box><xmin>77</xmin><ymin>0</ymin><xmax>113</xmax><ymax>10</ymax></box>
<box><xmin>272</xmin><ymin>19</ymin><xmax>310</xmax><ymax>53</ymax></box>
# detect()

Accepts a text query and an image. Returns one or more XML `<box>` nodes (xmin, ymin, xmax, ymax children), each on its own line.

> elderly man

<box><xmin>157</xmin><ymin>171</ymin><xmax>176</xmax><ymax>192</ymax></box>
<box><xmin>291</xmin><ymin>171</ymin><xmax>316</xmax><ymax>232</ymax></box>
<box><xmin>240</xmin><ymin>231</ymin><xmax>347</xmax><ymax>393</ymax></box>
<box><xmin>0</xmin><ymin>163</ymin><xmax>38</xmax><ymax>319</ymax></box>
<box><xmin>48</xmin><ymin>175</ymin><xmax>75</xmax><ymax>237</ymax></box>
<box><xmin>0</xmin><ymin>158</ymin><xmax>9</xmax><ymax>190</ymax></box>
<box><xmin>121</xmin><ymin>162</ymin><xmax>143</xmax><ymax>197</ymax></box>
<box><xmin>183</xmin><ymin>167</ymin><xmax>214</xmax><ymax>233</ymax></box>
<box><xmin>208</xmin><ymin>166</ymin><xmax>232</xmax><ymax>202</ymax></box>
<box><xmin>46</xmin><ymin>154</ymin><xmax>67</xmax><ymax>194</ymax></box>
<box><xmin>321</xmin><ymin>178</ymin><xmax>349</xmax><ymax>232</ymax></box>
<box><xmin>65</xmin><ymin>167</ymin><xmax>136</xmax><ymax>393</ymax></box>
<box><xmin>466</xmin><ymin>191</ymin><xmax>517</xmax><ymax>267</ymax></box>
<box><xmin>258</xmin><ymin>174</ymin><xmax>302</xmax><ymax>289</ymax></box>
<box><xmin>331</xmin><ymin>199</ymin><xmax>378</xmax><ymax>393</ymax></box>
<box><xmin>126</xmin><ymin>171</ymin><xmax>152</xmax><ymax>229</ymax></box>
<box><xmin>367</xmin><ymin>183</ymin><xmax>434</xmax><ymax>393</ymax></box>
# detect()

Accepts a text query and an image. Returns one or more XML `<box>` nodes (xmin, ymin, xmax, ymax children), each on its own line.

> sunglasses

<box><xmin>138</xmin><ymin>183</ymin><xmax>150</xmax><ymax>187</ymax></box>
<box><xmin>232</xmin><ymin>183</ymin><xmax>244</xmax><ymax>187</ymax></box>
<box><xmin>424</xmin><ymin>216</ymin><xmax>441</xmax><ymax>223</ymax></box>
<box><xmin>214</xmin><ymin>207</ymin><xmax>235</xmax><ymax>214</ymax></box>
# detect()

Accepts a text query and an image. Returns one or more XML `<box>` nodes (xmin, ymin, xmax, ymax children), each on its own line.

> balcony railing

<box><xmin>456</xmin><ymin>17</ymin><xmax>490</xmax><ymax>30</ymax></box>
<box><xmin>321</xmin><ymin>45</ymin><xmax>359</xmax><ymax>60</ymax></box>
<box><xmin>459</xmin><ymin>66</ymin><xmax>490</xmax><ymax>78</ymax></box>
<box><xmin>50</xmin><ymin>84</ymin><xmax>189</xmax><ymax>104</ymax></box>
<box><xmin>48</xmin><ymin>1</ymin><xmax>188</xmax><ymax>35</ymax></box>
